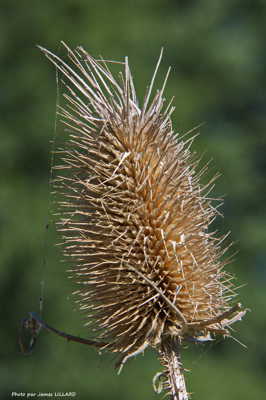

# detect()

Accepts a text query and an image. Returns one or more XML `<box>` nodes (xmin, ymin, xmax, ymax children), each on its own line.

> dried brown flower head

<box><xmin>39</xmin><ymin>43</ymin><xmax>246</xmax><ymax>400</ymax></box>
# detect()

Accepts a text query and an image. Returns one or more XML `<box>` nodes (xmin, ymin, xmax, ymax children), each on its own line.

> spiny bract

<box><xmin>42</xmin><ymin>43</ymin><xmax>237</xmax><ymax>370</ymax></box>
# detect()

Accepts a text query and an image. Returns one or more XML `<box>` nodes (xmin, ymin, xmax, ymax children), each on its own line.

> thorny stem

<box><xmin>157</xmin><ymin>336</ymin><xmax>189</xmax><ymax>400</ymax></box>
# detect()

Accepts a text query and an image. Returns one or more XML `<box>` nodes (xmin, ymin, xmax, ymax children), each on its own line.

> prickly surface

<box><xmin>42</xmin><ymin>44</ymin><xmax>235</xmax><ymax>361</ymax></box>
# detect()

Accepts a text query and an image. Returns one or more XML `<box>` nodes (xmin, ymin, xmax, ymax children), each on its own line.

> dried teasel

<box><xmin>35</xmin><ymin>43</ymin><xmax>246</xmax><ymax>400</ymax></box>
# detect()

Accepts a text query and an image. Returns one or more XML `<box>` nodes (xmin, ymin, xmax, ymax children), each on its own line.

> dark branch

<box><xmin>19</xmin><ymin>312</ymin><xmax>107</xmax><ymax>354</ymax></box>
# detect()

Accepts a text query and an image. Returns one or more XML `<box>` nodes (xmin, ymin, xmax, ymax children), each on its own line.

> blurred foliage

<box><xmin>1</xmin><ymin>0</ymin><xmax>266</xmax><ymax>399</ymax></box>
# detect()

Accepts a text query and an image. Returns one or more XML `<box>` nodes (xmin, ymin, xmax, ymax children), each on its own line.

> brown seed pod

<box><xmin>39</xmin><ymin>43</ymin><xmax>246</xmax><ymax>400</ymax></box>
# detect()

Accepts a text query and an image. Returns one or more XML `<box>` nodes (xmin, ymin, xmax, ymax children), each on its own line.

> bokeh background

<box><xmin>2</xmin><ymin>1</ymin><xmax>266</xmax><ymax>399</ymax></box>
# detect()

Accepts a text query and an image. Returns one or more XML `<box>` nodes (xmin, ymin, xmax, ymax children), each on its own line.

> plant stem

<box><xmin>158</xmin><ymin>337</ymin><xmax>189</xmax><ymax>400</ymax></box>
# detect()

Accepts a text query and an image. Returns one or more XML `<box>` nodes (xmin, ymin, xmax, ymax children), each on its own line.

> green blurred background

<box><xmin>1</xmin><ymin>0</ymin><xmax>266</xmax><ymax>399</ymax></box>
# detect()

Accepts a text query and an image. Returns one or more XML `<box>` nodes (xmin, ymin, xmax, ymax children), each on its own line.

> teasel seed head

<box><xmin>40</xmin><ymin>43</ymin><xmax>246</xmax><ymax>399</ymax></box>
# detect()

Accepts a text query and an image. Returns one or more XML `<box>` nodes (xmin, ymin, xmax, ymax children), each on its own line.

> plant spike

<box><xmin>28</xmin><ymin>42</ymin><xmax>247</xmax><ymax>399</ymax></box>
